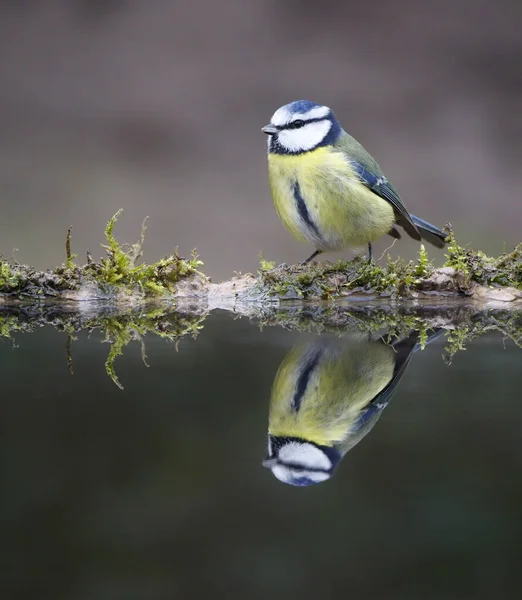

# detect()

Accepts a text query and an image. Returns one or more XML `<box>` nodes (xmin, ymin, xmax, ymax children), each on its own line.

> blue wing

<box><xmin>351</xmin><ymin>162</ymin><xmax>421</xmax><ymax>240</ymax></box>
<box><xmin>352</xmin><ymin>328</ymin><xmax>444</xmax><ymax>433</ymax></box>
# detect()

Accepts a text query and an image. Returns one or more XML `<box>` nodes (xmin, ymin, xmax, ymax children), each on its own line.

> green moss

<box><xmin>443</xmin><ymin>230</ymin><xmax>522</xmax><ymax>290</ymax></box>
<box><xmin>65</xmin><ymin>226</ymin><xmax>77</xmax><ymax>270</ymax></box>
<box><xmin>258</xmin><ymin>254</ymin><xmax>276</xmax><ymax>272</ymax></box>
<box><xmin>415</xmin><ymin>244</ymin><xmax>430</xmax><ymax>278</ymax></box>
<box><xmin>0</xmin><ymin>261</ymin><xmax>20</xmax><ymax>292</ymax></box>
<box><xmin>91</xmin><ymin>210</ymin><xmax>204</xmax><ymax>295</ymax></box>
<box><xmin>2</xmin><ymin>211</ymin><xmax>522</xmax><ymax>307</ymax></box>
<box><xmin>258</xmin><ymin>245</ymin><xmax>435</xmax><ymax>301</ymax></box>
<box><xmin>256</xmin><ymin>233</ymin><xmax>522</xmax><ymax>301</ymax></box>
<box><xmin>0</xmin><ymin>210</ymin><xmax>203</xmax><ymax>300</ymax></box>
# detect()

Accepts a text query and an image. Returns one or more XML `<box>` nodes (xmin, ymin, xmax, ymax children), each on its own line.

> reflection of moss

<box><xmin>262</xmin><ymin>304</ymin><xmax>522</xmax><ymax>362</ymax></box>
<box><xmin>2</xmin><ymin>304</ymin><xmax>522</xmax><ymax>386</ymax></box>
<box><xmin>255</xmin><ymin>303</ymin><xmax>522</xmax><ymax>359</ymax></box>
<box><xmin>0</xmin><ymin>306</ymin><xmax>206</xmax><ymax>388</ymax></box>
<box><xmin>0</xmin><ymin>210</ymin><xmax>204</xmax><ymax>300</ymax></box>
<box><xmin>256</xmin><ymin>303</ymin><xmax>465</xmax><ymax>336</ymax></box>
<box><xmin>0</xmin><ymin>313</ymin><xmax>26</xmax><ymax>337</ymax></box>
<box><xmin>443</xmin><ymin>310</ymin><xmax>522</xmax><ymax>362</ymax></box>
<box><xmin>102</xmin><ymin>309</ymin><xmax>205</xmax><ymax>389</ymax></box>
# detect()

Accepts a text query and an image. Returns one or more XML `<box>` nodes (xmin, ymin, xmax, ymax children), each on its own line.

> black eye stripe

<box><xmin>288</xmin><ymin>119</ymin><xmax>304</xmax><ymax>129</ymax></box>
<box><xmin>280</xmin><ymin>117</ymin><xmax>328</xmax><ymax>131</ymax></box>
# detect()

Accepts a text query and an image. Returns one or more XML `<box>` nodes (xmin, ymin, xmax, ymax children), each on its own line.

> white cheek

<box><xmin>278</xmin><ymin>120</ymin><xmax>332</xmax><ymax>152</ymax></box>
<box><xmin>278</xmin><ymin>442</ymin><xmax>332</xmax><ymax>470</ymax></box>
<box><xmin>271</xmin><ymin>465</ymin><xmax>331</xmax><ymax>485</ymax></box>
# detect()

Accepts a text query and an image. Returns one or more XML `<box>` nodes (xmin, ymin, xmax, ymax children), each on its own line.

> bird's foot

<box><xmin>300</xmin><ymin>249</ymin><xmax>322</xmax><ymax>265</ymax></box>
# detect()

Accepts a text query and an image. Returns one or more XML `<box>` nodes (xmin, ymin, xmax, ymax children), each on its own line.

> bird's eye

<box><xmin>289</xmin><ymin>119</ymin><xmax>305</xmax><ymax>129</ymax></box>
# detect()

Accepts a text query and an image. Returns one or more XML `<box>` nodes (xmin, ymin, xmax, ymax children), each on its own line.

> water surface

<box><xmin>1</xmin><ymin>310</ymin><xmax>521</xmax><ymax>599</ymax></box>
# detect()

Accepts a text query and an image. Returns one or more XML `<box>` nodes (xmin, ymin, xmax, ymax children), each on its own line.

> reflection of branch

<box><xmin>66</xmin><ymin>334</ymin><xmax>74</xmax><ymax>375</ymax></box>
<box><xmin>0</xmin><ymin>306</ymin><xmax>206</xmax><ymax>390</ymax></box>
<box><xmin>99</xmin><ymin>312</ymin><xmax>205</xmax><ymax>389</ymax></box>
<box><xmin>140</xmin><ymin>337</ymin><xmax>150</xmax><ymax>368</ymax></box>
<box><xmin>2</xmin><ymin>304</ymin><xmax>522</xmax><ymax>391</ymax></box>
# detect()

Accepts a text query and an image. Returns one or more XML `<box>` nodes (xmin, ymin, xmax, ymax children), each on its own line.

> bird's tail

<box><xmin>410</xmin><ymin>214</ymin><xmax>447</xmax><ymax>248</ymax></box>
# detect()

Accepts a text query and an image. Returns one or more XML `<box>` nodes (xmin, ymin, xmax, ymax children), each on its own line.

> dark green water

<box><xmin>1</xmin><ymin>310</ymin><xmax>522</xmax><ymax>599</ymax></box>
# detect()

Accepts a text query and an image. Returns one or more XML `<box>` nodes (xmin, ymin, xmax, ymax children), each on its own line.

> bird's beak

<box><xmin>262</xmin><ymin>458</ymin><xmax>278</xmax><ymax>468</ymax></box>
<box><xmin>262</xmin><ymin>124</ymin><xmax>278</xmax><ymax>135</ymax></box>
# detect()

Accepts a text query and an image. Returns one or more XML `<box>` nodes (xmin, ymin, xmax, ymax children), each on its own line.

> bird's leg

<box><xmin>300</xmin><ymin>249</ymin><xmax>322</xmax><ymax>265</ymax></box>
<box><xmin>367</xmin><ymin>243</ymin><xmax>373</xmax><ymax>262</ymax></box>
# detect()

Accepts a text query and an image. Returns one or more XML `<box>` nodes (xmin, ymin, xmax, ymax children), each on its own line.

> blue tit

<box><xmin>262</xmin><ymin>100</ymin><xmax>447</xmax><ymax>263</ymax></box>
<box><xmin>263</xmin><ymin>329</ymin><xmax>443</xmax><ymax>486</ymax></box>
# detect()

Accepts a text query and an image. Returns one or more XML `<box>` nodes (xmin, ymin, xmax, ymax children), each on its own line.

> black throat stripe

<box><xmin>292</xmin><ymin>181</ymin><xmax>322</xmax><ymax>241</ymax></box>
<box><xmin>291</xmin><ymin>348</ymin><xmax>323</xmax><ymax>411</ymax></box>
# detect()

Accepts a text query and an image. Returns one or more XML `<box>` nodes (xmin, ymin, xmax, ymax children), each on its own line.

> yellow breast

<box><xmin>269</xmin><ymin>341</ymin><xmax>396</xmax><ymax>447</ymax></box>
<box><xmin>267</xmin><ymin>147</ymin><xmax>395</xmax><ymax>250</ymax></box>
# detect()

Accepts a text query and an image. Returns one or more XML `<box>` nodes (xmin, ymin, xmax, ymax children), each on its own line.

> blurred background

<box><xmin>0</xmin><ymin>0</ymin><xmax>521</xmax><ymax>279</ymax></box>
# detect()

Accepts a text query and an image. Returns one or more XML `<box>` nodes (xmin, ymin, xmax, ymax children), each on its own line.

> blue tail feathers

<box><xmin>410</xmin><ymin>214</ymin><xmax>447</xmax><ymax>248</ymax></box>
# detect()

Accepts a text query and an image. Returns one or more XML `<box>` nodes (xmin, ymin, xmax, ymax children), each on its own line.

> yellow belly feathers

<box><xmin>268</xmin><ymin>340</ymin><xmax>396</xmax><ymax>447</ymax></box>
<box><xmin>268</xmin><ymin>147</ymin><xmax>395</xmax><ymax>250</ymax></box>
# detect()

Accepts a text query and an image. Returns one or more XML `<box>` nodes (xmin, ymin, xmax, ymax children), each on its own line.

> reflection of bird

<box><xmin>262</xmin><ymin>100</ymin><xmax>447</xmax><ymax>263</ymax></box>
<box><xmin>263</xmin><ymin>330</ymin><xmax>441</xmax><ymax>486</ymax></box>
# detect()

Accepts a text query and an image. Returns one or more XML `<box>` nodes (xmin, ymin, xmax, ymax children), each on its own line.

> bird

<box><xmin>262</xmin><ymin>100</ymin><xmax>447</xmax><ymax>263</ymax></box>
<box><xmin>262</xmin><ymin>329</ymin><xmax>444</xmax><ymax>486</ymax></box>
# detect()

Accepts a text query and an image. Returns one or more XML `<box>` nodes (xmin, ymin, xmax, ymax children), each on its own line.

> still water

<box><xmin>1</xmin><ymin>309</ymin><xmax>521</xmax><ymax>599</ymax></box>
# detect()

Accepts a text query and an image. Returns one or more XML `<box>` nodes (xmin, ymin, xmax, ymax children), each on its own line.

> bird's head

<box><xmin>262</xmin><ymin>100</ymin><xmax>342</xmax><ymax>155</ymax></box>
<box><xmin>262</xmin><ymin>435</ymin><xmax>341</xmax><ymax>486</ymax></box>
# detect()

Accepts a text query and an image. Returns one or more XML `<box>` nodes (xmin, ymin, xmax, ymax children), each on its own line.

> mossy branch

<box><xmin>1</xmin><ymin>212</ymin><xmax>522</xmax><ymax>310</ymax></box>
<box><xmin>253</xmin><ymin>230</ymin><xmax>522</xmax><ymax>305</ymax></box>
<box><xmin>96</xmin><ymin>210</ymin><xmax>203</xmax><ymax>294</ymax></box>
<box><xmin>3</xmin><ymin>212</ymin><xmax>522</xmax><ymax>389</ymax></box>
<box><xmin>444</xmin><ymin>229</ymin><xmax>522</xmax><ymax>290</ymax></box>
<box><xmin>1</xmin><ymin>210</ymin><xmax>205</xmax><ymax>301</ymax></box>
